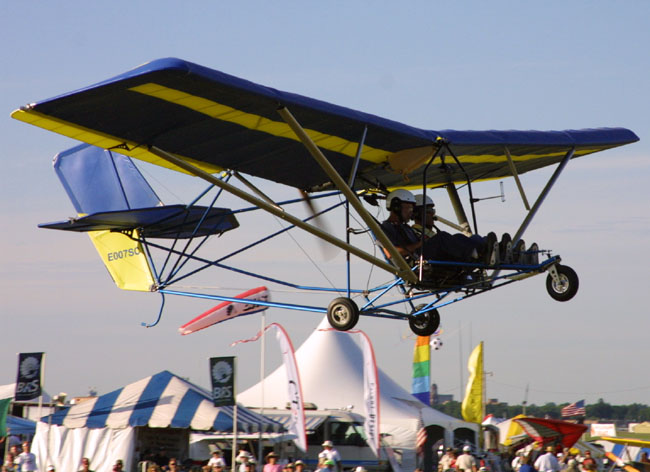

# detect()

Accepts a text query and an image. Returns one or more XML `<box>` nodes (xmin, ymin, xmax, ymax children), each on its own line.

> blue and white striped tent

<box><xmin>43</xmin><ymin>370</ymin><xmax>281</xmax><ymax>432</ymax></box>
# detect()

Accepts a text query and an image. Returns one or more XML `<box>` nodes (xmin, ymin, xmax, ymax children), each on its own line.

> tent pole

<box><xmin>232</xmin><ymin>403</ymin><xmax>238</xmax><ymax>472</ymax></box>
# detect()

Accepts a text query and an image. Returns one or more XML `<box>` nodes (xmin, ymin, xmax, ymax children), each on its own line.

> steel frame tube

<box><xmin>276</xmin><ymin>106</ymin><xmax>417</xmax><ymax>283</ymax></box>
<box><xmin>512</xmin><ymin>148</ymin><xmax>575</xmax><ymax>244</ymax></box>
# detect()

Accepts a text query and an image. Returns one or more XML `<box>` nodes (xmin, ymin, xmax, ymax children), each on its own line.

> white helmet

<box><xmin>414</xmin><ymin>194</ymin><xmax>434</xmax><ymax>208</ymax></box>
<box><xmin>386</xmin><ymin>189</ymin><xmax>416</xmax><ymax>210</ymax></box>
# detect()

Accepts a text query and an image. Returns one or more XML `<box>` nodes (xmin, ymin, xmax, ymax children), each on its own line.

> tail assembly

<box><xmin>48</xmin><ymin>144</ymin><xmax>160</xmax><ymax>291</ymax></box>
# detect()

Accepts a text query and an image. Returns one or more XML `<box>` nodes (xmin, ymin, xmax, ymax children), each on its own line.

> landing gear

<box><xmin>408</xmin><ymin>305</ymin><xmax>441</xmax><ymax>336</ymax></box>
<box><xmin>546</xmin><ymin>264</ymin><xmax>579</xmax><ymax>302</ymax></box>
<box><xmin>327</xmin><ymin>297</ymin><xmax>359</xmax><ymax>331</ymax></box>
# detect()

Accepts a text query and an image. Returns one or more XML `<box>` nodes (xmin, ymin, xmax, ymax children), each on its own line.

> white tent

<box><xmin>32</xmin><ymin>371</ymin><xmax>281</xmax><ymax>472</ymax></box>
<box><xmin>238</xmin><ymin>318</ymin><xmax>478</xmax><ymax>470</ymax></box>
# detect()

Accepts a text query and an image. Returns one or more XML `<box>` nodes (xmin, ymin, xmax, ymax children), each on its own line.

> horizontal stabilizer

<box><xmin>39</xmin><ymin>204</ymin><xmax>239</xmax><ymax>239</ymax></box>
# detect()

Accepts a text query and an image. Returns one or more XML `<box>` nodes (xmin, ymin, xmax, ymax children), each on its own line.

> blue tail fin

<box><xmin>53</xmin><ymin>144</ymin><xmax>162</xmax><ymax>214</ymax></box>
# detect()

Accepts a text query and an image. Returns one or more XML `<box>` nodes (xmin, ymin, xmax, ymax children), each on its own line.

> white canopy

<box><xmin>238</xmin><ymin>317</ymin><xmax>477</xmax><ymax>469</ymax></box>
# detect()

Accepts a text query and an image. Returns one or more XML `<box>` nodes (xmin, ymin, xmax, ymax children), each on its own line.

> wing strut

<box><xmin>505</xmin><ymin>147</ymin><xmax>531</xmax><ymax>210</ymax></box>
<box><xmin>277</xmin><ymin>106</ymin><xmax>417</xmax><ymax>284</ymax></box>
<box><xmin>512</xmin><ymin>148</ymin><xmax>575</xmax><ymax>244</ymax></box>
<box><xmin>146</xmin><ymin>146</ymin><xmax>405</xmax><ymax>279</ymax></box>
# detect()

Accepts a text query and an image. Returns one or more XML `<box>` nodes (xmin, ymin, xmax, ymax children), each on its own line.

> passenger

<box><xmin>380</xmin><ymin>189</ymin><xmax>498</xmax><ymax>264</ymax></box>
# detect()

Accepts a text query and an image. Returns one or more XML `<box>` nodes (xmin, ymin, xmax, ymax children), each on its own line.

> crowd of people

<box><xmin>4</xmin><ymin>437</ymin><xmax>644</xmax><ymax>472</ymax></box>
<box><xmin>436</xmin><ymin>444</ymin><xmax>611</xmax><ymax>472</ymax></box>
<box><xmin>135</xmin><ymin>441</ymin><xmax>351</xmax><ymax>472</ymax></box>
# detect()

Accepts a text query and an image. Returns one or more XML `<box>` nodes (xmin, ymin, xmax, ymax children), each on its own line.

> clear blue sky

<box><xmin>2</xmin><ymin>1</ymin><xmax>649</xmax><ymax>408</ymax></box>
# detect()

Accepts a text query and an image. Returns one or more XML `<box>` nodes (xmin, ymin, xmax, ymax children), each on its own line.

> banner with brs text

<box><xmin>15</xmin><ymin>352</ymin><xmax>44</xmax><ymax>401</ymax></box>
<box><xmin>209</xmin><ymin>356</ymin><xmax>236</xmax><ymax>407</ymax></box>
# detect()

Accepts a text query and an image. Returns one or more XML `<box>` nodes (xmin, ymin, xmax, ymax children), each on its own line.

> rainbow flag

<box><xmin>412</xmin><ymin>336</ymin><xmax>430</xmax><ymax>405</ymax></box>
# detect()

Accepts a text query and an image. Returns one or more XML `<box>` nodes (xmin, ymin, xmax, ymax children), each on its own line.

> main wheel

<box><xmin>408</xmin><ymin>306</ymin><xmax>441</xmax><ymax>336</ymax></box>
<box><xmin>327</xmin><ymin>297</ymin><xmax>359</xmax><ymax>331</ymax></box>
<box><xmin>546</xmin><ymin>264</ymin><xmax>579</xmax><ymax>302</ymax></box>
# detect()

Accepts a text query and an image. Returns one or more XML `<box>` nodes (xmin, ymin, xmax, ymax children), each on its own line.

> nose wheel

<box><xmin>546</xmin><ymin>264</ymin><xmax>579</xmax><ymax>301</ymax></box>
<box><xmin>327</xmin><ymin>297</ymin><xmax>360</xmax><ymax>331</ymax></box>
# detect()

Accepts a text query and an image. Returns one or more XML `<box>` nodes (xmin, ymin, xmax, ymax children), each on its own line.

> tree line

<box><xmin>435</xmin><ymin>399</ymin><xmax>650</xmax><ymax>422</ymax></box>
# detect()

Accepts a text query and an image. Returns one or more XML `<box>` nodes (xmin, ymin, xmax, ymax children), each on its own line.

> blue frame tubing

<box><xmin>131</xmin><ymin>143</ymin><xmax>567</xmax><ymax>328</ymax></box>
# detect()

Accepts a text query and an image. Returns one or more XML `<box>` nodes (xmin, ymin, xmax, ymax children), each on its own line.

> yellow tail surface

<box><xmin>88</xmin><ymin>229</ymin><xmax>156</xmax><ymax>291</ymax></box>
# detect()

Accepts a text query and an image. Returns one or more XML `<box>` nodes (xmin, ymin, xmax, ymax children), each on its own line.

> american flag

<box><xmin>561</xmin><ymin>400</ymin><xmax>586</xmax><ymax>417</ymax></box>
<box><xmin>416</xmin><ymin>417</ymin><xmax>427</xmax><ymax>453</ymax></box>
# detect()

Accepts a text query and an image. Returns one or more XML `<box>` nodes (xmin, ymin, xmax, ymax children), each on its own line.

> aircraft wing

<box><xmin>513</xmin><ymin>416</ymin><xmax>588</xmax><ymax>448</ymax></box>
<box><xmin>11</xmin><ymin>58</ymin><xmax>639</xmax><ymax>191</ymax></box>
<box><xmin>601</xmin><ymin>437</ymin><xmax>650</xmax><ymax>448</ymax></box>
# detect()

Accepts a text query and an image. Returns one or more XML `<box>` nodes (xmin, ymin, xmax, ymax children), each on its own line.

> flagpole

<box><xmin>38</xmin><ymin>354</ymin><xmax>45</xmax><ymax>424</ymax></box>
<box><xmin>257</xmin><ymin>312</ymin><xmax>265</xmax><ymax>471</ymax></box>
<box><xmin>458</xmin><ymin>321</ymin><xmax>463</xmax><ymax>403</ymax></box>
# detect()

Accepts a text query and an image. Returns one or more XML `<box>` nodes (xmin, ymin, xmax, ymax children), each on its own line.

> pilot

<box><xmin>411</xmin><ymin>193</ymin><xmax>437</xmax><ymax>239</ymax></box>
<box><xmin>380</xmin><ymin>189</ymin><xmax>498</xmax><ymax>264</ymax></box>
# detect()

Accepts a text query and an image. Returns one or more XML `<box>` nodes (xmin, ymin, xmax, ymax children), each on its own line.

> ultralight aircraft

<box><xmin>11</xmin><ymin>58</ymin><xmax>639</xmax><ymax>336</ymax></box>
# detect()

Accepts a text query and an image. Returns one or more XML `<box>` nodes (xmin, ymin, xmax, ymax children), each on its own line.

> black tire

<box><xmin>327</xmin><ymin>297</ymin><xmax>359</xmax><ymax>331</ymax></box>
<box><xmin>546</xmin><ymin>264</ymin><xmax>579</xmax><ymax>302</ymax></box>
<box><xmin>408</xmin><ymin>306</ymin><xmax>441</xmax><ymax>336</ymax></box>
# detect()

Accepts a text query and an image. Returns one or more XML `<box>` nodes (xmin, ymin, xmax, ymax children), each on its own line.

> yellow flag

<box><xmin>461</xmin><ymin>341</ymin><xmax>484</xmax><ymax>423</ymax></box>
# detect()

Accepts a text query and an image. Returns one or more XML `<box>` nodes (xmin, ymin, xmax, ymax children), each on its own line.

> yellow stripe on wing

<box><xmin>128</xmin><ymin>83</ymin><xmax>391</xmax><ymax>163</ymax></box>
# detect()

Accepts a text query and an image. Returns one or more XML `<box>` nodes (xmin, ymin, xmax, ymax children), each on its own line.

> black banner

<box><xmin>15</xmin><ymin>352</ymin><xmax>44</xmax><ymax>401</ymax></box>
<box><xmin>209</xmin><ymin>356</ymin><xmax>235</xmax><ymax>407</ymax></box>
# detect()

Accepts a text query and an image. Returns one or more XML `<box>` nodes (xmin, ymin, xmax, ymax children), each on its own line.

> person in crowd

<box><xmin>580</xmin><ymin>451</ymin><xmax>597</xmax><ymax>471</ymax></box>
<box><xmin>79</xmin><ymin>457</ymin><xmax>95</xmax><ymax>472</ymax></box>
<box><xmin>511</xmin><ymin>449</ymin><xmax>527</xmax><ymax>472</ymax></box>
<box><xmin>3</xmin><ymin>452</ymin><xmax>15</xmax><ymax>472</ymax></box>
<box><xmin>439</xmin><ymin>447</ymin><xmax>456</xmax><ymax>472</ymax></box>
<box><xmin>319</xmin><ymin>441</ymin><xmax>342</xmax><ymax>472</ymax></box>
<box><xmin>147</xmin><ymin>466</ymin><xmax>162</xmax><ymax>472</ymax></box>
<box><xmin>243</xmin><ymin>459</ymin><xmax>257</xmax><ymax>472</ymax></box>
<box><xmin>294</xmin><ymin>460</ymin><xmax>308</xmax><ymax>472</ymax></box>
<box><xmin>283</xmin><ymin>463</ymin><xmax>295</xmax><ymax>472</ymax></box>
<box><xmin>263</xmin><ymin>452</ymin><xmax>282</xmax><ymax>472</ymax></box>
<box><xmin>565</xmin><ymin>459</ymin><xmax>580</xmax><ymax>472</ymax></box>
<box><xmin>381</xmin><ymin>189</ymin><xmax>499</xmax><ymax>265</ymax></box>
<box><xmin>167</xmin><ymin>457</ymin><xmax>183</xmax><ymax>472</ymax></box>
<box><xmin>640</xmin><ymin>452</ymin><xmax>650</xmax><ymax>464</ymax></box>
<box><xmin>236</xmin><ymin>450</ymin><xmax>255</xmax><ymax>472</ymax></box>
<box><xmin>208</xmin><ymin>450</ymin><xmax>227</xmax><ymax>469</ymax></box>
<box><xmin>46</xmin><ymin>466</ymin><xmax>56</xmax><ymax>472</ymax></box>
<box><xmin>535</xmin><ymin>446</ymin><xmax>560</xmax><ymax>472</ymax></box>
<box><xmin>16</xmin><ymin>442</ymin><xmax>37</xmax><ymax>472</ymax></box>
<box><xmin>456</xmin><ymin>445</ymin><xmax>478</xmax><ymax>472</ymax></box>
<box><xmin>518</xmin><ymin>456</ymin><xmax>534</xmax><ymax>472</ymax></box>
<box><xmin>320</xmin><ymin>460</ymin><xmax>335</xmax><ymax>472</ymax></box>
<box><xmin>113</xmin><ymin>460</ymin><xmax>124</xmax><ymax>472</ymax></box>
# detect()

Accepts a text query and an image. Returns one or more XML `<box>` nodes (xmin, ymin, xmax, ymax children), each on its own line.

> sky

<box><xmin>1</xmin><ymin>1</ymin><xmax>649</xmax><ymax>410</ymax></box>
